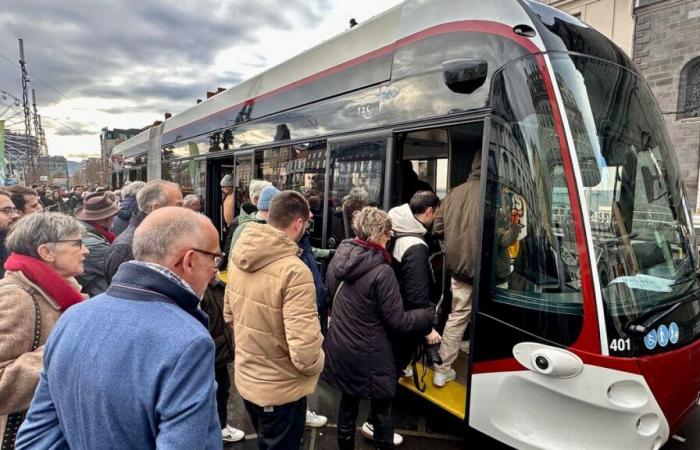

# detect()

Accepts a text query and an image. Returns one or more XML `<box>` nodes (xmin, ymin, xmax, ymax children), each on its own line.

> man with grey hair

<box><xmin>105</xmin><ymin>180</ymin><xmax>183</xmax><ymax>282</ymax></box>
<box><xmin>16</xmin><ymin>207</ymin><xmax>224</xmax><ymax>450</ymax></box>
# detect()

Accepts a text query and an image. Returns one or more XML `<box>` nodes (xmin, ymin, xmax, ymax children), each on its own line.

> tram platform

<box><xmin>222</xmin><ymin>364</ymin><xmax>505</xmax><ymax>449</ymax></box>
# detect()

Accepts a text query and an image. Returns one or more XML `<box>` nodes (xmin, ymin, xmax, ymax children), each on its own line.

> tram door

<box><xmin>392</xmin><ymin>122</ymin><xmax>483</xmax><ymax>419</ymax></box>
<box><xmin>205</xmin><ymin>156</ymin><xmax>236</xmax><ymax>246</ymax></box>
<box><xmin>323</xmin><ymin>132</ymin><xmax>391</xmax><ymax>250</ymax></box>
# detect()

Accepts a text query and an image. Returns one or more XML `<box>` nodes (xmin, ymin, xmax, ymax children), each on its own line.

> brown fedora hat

<box><xmin>75</xmin><ymin>191</ymin><xmax>120</xmax><ymax>221</ymax></box>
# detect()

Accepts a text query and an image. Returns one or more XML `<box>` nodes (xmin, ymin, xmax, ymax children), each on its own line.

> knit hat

<box><xmin>220</xmin><ymin>174</ymin><xmax>234</xmax><ymax>187</ymax></box>
<box><xmin>257</xmin><ymin>186</ymin><xmax>281</xmax><ymax>211</ymax></box>
<box><xmin>75</xmin><ymin>191</ymin><xmax>119</xmax><ymax>221</ymax></box>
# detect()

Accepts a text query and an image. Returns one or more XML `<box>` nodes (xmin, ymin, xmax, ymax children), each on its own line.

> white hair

<box><xmin>136</xmin><ymin>180</ymin><xmax>179</xmax><ymax>213</ymax></box>
<box><xmin>249</xmin><ymin>179</ymin><xmax>272</xmax><ymax>202</ymax></box>
<box><xmin>7</xmin><ymin>212</ymin><xmax>84</xmax><ymax>259</ymax></box>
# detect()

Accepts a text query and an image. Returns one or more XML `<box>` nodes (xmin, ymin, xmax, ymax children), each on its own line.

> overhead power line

<box><xmin>0</xmin><ymin>51</ymin><xmax>74</xmax><ymax>103</ymax></box>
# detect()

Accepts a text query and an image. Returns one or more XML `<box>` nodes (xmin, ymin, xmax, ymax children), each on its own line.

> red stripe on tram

<box><xmin>535</xmin><ymin>55</ymin><xmax>601</xmax><ymax>355</ymax></box>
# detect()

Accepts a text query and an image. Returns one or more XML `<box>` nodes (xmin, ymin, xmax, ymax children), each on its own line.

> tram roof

<box><xmin>113</xmin><ymin>0</ymin><xmax>630</xmax><ymax>158</ymax></box>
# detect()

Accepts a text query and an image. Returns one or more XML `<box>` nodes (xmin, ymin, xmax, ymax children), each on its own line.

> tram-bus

<box><xmin>111</xmin><ymin>0</ymin><xmax>700</xmax><ymax>448</ymax></box>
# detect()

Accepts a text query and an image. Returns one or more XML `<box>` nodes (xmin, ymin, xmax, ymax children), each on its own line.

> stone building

<box><xmin>633</xmin><ymin>0</ymin><xmax>700</xmax><ymax>208</ymax></box>
<box><xmin>537</xmin><ymin>0</ymin><xmax>635</xmax><ymax>55</ymax></box>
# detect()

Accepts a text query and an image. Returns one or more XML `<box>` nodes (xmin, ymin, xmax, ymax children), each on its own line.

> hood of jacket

<box><xmin>388</xmin><ymin>204</ymin><xmax>427</xmax><ymax>236</ymax></box>
<box><xmin>238</xmin><ymin>206</ymin><xmax>257</xmax><ymax>226</ymax></box>
<box><xmin>331</xmin><ymin>239</ymin><xmax>388</xmax><ymax>283</ymax></box>
<box><xmin>231</xmin><ymin>222</ymin><xmax>300</xmax><ymax>273</ymax></box>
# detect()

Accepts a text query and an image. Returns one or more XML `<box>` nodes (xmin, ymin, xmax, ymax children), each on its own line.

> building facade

<box><xmin>100</xmin><ymin>127</ymin><xmax>141</xmax><ymax>185</ymax></box>
<box><xmin>633</xmin><ymin>0</ymin><xmax>700</xmax><ymax>208</ymax></box>
<box><xmin>38</xmin><ymin>155</ymin><xmax>69</xmax><ymax>186</ymax></box>
<box><xmin>538</xmin><ymin>0</ymin><xmax>635</xmax><ymax>55</ymax></box>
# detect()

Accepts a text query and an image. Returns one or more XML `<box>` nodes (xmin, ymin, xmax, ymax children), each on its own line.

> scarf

<box><xmin>4</xmin><ymin>252</ymin><xmax>84</xmax><ymax>310</ymax></box>
<box><xmin>353</xmin><ymin>237</ymin><xmax>392</xmax><ymax>264</ymax></box>
<box><xmin>88</xmin><ymin>222</ymin><xmax>116</xmax><ymax>243</ymax></box>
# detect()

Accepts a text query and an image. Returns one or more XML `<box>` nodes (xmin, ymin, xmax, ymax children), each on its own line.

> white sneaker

<box><xmin>305</xmin><ymin>410</ymin><xmax>327</xmax><ymax>428</ymax></box>
<box><xmin>459</xmin><ymin>340</ymin><xmax>470</xmax><ymax>353</ymax></box>
<box><xmin>401</xmin><ymin>366</ymin><xmax>413</xmax><ymax>378</ymax></box>
<box><xmin>360</xmin><ymin>422</ymin><xmax>403</xmax><ymax>446</ymax></box>
<box><xmin>221</xmin><ymin>425</ymin><xmax>245</xmax><ymax>442</ymax></box>
<box><xmin>433</xmin><ymin>368</ymin><xmax>456</xmax><ymax>387</ymax></box>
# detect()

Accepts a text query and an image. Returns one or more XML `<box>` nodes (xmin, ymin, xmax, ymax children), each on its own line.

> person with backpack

<box><xmin>387</xmin><ymin>191</ymin><xmax>442</xmax><ymax>380</ymax></box>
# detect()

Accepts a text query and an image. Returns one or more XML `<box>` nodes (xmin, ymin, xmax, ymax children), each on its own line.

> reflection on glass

<box><xmin>552</xmin><ymin>54</ymin><xmax>698</xmax><ymax>339</ymax></box>
<box><xmin>485</xmin><ymin>55</ymin><xmax>583</xmax><ymax>346</ymax></box>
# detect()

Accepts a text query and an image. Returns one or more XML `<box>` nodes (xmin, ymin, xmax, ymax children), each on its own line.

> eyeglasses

<box><xmin>52</xmin><ymin>239</ymin><xmax>84</xmax><ymax>248</ymax></box>
<box><xmin>191</xmin><ymin>248</ymin><xmax>226</xmax><ymax>268</ymax></box>
<box><xmin>0</xmin><ymin>207</ymin><xmax>18</xmax><ymax>216</ymax></box>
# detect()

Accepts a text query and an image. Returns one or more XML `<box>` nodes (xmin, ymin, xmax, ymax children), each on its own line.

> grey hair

<box><xmin>343</xmin><ymin>187</ymin><xmax>369</xmax><ymax>203</ymax></box>
<box><xmin>183</xmin><ymin>194</ymin><xmax>200</xmax><ymax>207</ymax></box>
<box><xmin>6</xmin><ymin>212</ymin><xmax>84</xmax><ymax>259</ymax></box>
<box><xmin>352</xmin><ymin>206</ymin><xmax>392</xmax><ymax>242</ymax></box>
<box><xmin>132</xmin><ymin>212</ymin><xmax>203</xmax><ymax>263</ymax></box>
<box><xmin>136</xmin><ymin>180</ymin><xmax>179</xmax><ymax>213</ymax></box>
<box><xmin>249</xmin><ymin>179</ymin><xmax>272</xmax><ymax>201</ymax></box>
<box><xmin>122</xmin><ymin>180</ymin><xmax>146</xmax><ymax>197</ymax></box>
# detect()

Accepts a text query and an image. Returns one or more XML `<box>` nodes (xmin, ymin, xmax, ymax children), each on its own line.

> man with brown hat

<box><xmin>75</xmin><ymin>191</ymin><xmax>119</xmax><ymax>297</ymax></box>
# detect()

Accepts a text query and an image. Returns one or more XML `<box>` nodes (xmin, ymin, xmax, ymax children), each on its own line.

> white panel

<box><xmin>470</xmin><ymin>363</ymin><xmax>668</xmax><ymax>449</ymax></box>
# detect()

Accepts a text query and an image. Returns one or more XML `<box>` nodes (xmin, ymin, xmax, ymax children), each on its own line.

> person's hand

<box><xmin>425</xmin><ymin>329</ymin><xmax>441</xmax><ymax>345</ymax></box>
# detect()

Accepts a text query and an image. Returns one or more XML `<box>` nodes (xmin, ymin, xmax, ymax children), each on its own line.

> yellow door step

<box><xmin>398</xmin><ymin>363</ymin><xmax>466</xmax><ymax>419</ymax></box>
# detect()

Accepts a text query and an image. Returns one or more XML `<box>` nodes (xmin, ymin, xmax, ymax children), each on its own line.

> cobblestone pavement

<box><xmin>223</xmin><ymin>365</ymin><xmax>700</xmax><ymax>449</ymax></box>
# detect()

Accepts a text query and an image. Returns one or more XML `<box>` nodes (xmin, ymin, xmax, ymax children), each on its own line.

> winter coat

<box><xmin>46</xmin><ymin>199</ymin><xmax>66</xmax><ymax>214</ymax></box>
<box><xmin>105</xmin><ymin>209</ymin><xmax>147</xmax><ymax>282</ymax></box>
<box><xmin>15</xmin><ymin>261</ymin><xmax>222</xmax><ymax>450</ymax></box>
<box><xmin>387</xmin><ymin>204</ymin><xmax>433</xmax><ymax>369</ymax></box>
<box><xmin>66</xmin><ymin>194</ymin><xmax>83</xmax><ymax>215</ymax></box>
<box><xmin>112</xmin><ymin>195</ymin><xmax>136</xmax><ymax>236</ymax></box>
<box><xmin>433</xmin><ymin>153</ymin><xmax>481</xmax><ymax>282</ymax></box>
<box><xmin>76</xmin><ymin>221</ymin><xmax>111</xmax><ymax>297</ymax></box>
<box><xmin>0</xmin><ymin>271</ymin><xmax>65</xmax><ymax>439</ymax></box>
<box><xmin>322</xmin><ymin>239</ymin><xmax>431</xmax><ymax>399</ymax></box>
<box><xmin>299</xmin><ymin>234</ymin><xmax>325</xmax><ymax>315</ymax></box>
<box><xmin>222</xmin><ymin>204</ymin><xmax>257</xmax><ymax>271</ymax></box>
<box><xmin>224</xmin><ymin>222</ymin><xmax>324</xmax><ymax>407</ymax></box>
<box><xmin>200</xmin><ymin>281</ymin><xmax>234</xmax><ymax>368</ymax></box>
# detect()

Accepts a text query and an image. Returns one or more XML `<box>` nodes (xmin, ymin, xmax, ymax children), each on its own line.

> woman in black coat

<box><xmin>323</xmin><ymin>207</ymin><xmax>431</xmax><ymax>450</ymax></box>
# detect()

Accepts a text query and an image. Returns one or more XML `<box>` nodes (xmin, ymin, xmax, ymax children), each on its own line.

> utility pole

<box><xmin>31</xmin><ymin>89</ymin><xmax>47</xmax><ymax>155</ymax></box>
<box><xmin>19</xmin><ymin>38</ymin><xmax>35</xmax><ymax>184</ymax></box>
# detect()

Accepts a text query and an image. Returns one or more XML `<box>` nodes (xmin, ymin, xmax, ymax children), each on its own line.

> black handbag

<box><xmin>1</xmin><ymin>285</ymin><xmax>41</xmax><ymax>450</ymax></box>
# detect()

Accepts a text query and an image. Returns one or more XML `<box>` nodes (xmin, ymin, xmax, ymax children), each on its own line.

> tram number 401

<box><xmin>609</xmin><ymin>338</ymin><xmax>631</xmax><ymax>352</ymax></box>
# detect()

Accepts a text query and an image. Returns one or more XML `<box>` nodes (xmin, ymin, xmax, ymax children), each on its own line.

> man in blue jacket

<box><xmin>16</xmin><ymin>207</ymin><xmax>224</xmax><ymax>450</ymax></box>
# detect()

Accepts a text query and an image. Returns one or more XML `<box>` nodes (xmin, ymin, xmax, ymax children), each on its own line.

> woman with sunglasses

<box><xmin>0</xmin><ymin>212</ymin><xmax>88</xmax><ymax>448</ymax></box>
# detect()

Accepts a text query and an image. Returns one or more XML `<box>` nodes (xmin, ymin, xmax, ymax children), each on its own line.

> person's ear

<box><xmin>37</xmin><ymin>243</ymin><xmax>55</xmax><ymax>263</ymax></box>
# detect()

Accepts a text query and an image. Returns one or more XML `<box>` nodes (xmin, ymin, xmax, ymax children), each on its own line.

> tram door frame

<box><xmin>205</xmin><ymin>153</ymin><xmax>236</xmax><ymax>244</ymax></box>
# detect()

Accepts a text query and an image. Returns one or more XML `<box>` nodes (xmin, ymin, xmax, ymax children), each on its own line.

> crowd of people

<box><xmin>0</xmin><ymin>160</ymin><xmax>480</xmax><ymax>450</ymax></box>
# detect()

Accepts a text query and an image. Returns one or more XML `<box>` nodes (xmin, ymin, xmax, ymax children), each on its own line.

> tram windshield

<box><xmin>551</xmin><ymin>54</ymin><xmax>699</xmax><ymax>335</ymax></box>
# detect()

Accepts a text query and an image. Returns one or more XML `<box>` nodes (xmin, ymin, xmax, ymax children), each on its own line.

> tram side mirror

<box><xmin>443</xmin><ymin>59</ymin><xmax>488</xmax><ymax>94</ymax></box>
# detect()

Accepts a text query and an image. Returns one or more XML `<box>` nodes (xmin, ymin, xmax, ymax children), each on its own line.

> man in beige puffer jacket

<box><xmin>224</xmin><ymin>190</ymin><xmax>324</xmax><ymax>450</ymax></box>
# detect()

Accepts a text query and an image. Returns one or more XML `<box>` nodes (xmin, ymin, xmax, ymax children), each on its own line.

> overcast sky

<box><xmin>0</xmin><ymin>0</ymin><xmax>402</xmax><ymax>161</ymax></box>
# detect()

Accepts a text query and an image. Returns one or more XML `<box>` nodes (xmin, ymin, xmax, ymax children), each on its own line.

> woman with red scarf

<box><xmin>0</xmin><ymin>212</ymin><xmax>88</xmax><ymax>448</ymax></box>
<box><xmin>322</xmin><ymin>207</ymin><xmax>432</xmax><ymax>450</ymax></box>
<box><xmin>74</xmin><ymin>191</ymin><xmax>119</xmax><ymax>297</ymax></box>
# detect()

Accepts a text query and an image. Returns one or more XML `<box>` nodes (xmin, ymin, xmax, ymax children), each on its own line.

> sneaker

<box><xmin>221</xmin><ymin>425</ymin><xmax>245</xmax><ymax>442</ymax></box>
<box><xmin>459</xmin><ymin>340</ymin><xmax>470</xmax><ymax>354</ymax></box>
<box><xmin>360</xmin><ymin>422</ymin><xmax>404</xmax><ymax>446</ymax></box>
<box><xmin>401</xmin><ymin>366</ymin><xmax>413</xmax><ymax>378</ymax></box>
<box><xmin>305</xmin><ymin>410</ymin><xmax>327</xmax><ymax>428</ymax></box>
<box><xmin>433</xmin><ymin>368</ymin><xmax>456</xmax><ymax>387</ymax></box>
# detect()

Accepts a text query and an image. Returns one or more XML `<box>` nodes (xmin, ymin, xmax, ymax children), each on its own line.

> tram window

<box><xmin>167</xmin><ymin>159</ymin><xmax>201</xmax><ymax>195</ymax></box>
<box><xmin>326</xmin><ymin>139</ymin><xmax>386</xmax><ymax>247</ymax></box>
<box><xmin>480</xmin><ymin>59</ymin><xmax>584</xmax><ymax>347</ymax></box>
<box><xmin>255</xmin><ymin>146</ymin><xmax>290</xmax><ymax>190</ymax></box>
<box><xmin>396</xmin><ymin>129</ymin><xmax>448</xmax><ymax>202</ymax></box>
<box><xmin>285</xmin><ymin>141</ymin><xmax>327</xmax><ymax>246</ymax></box>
